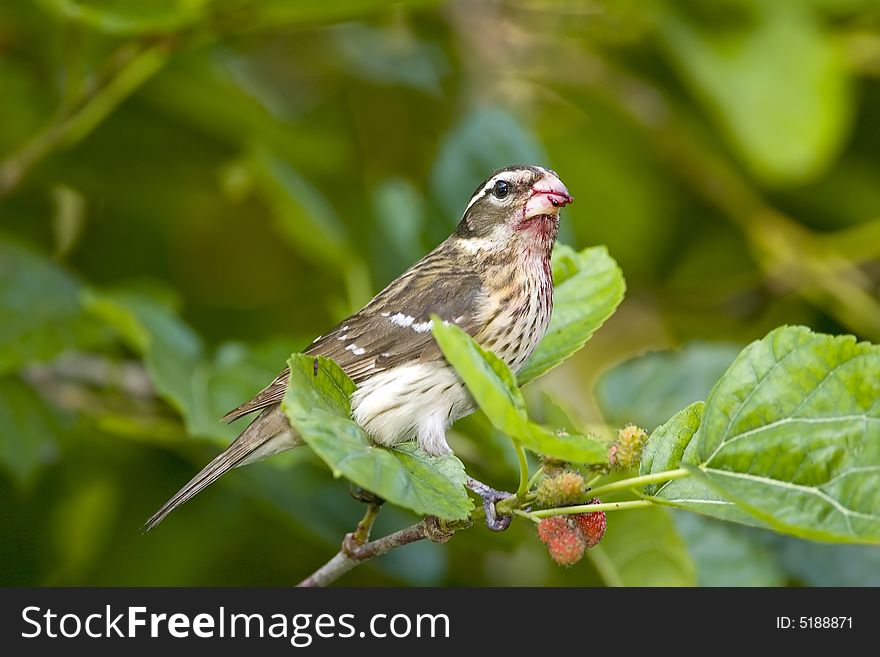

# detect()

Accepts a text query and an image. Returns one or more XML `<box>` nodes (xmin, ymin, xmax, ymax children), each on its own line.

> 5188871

<box><xmin>776</xmin><ymin>617</ymin><xmax>853</xmax><ymax>629</ymax></box>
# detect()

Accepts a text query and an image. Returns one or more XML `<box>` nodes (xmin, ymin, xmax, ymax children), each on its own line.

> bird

<box><xmin>144</xmin><ymin>164</ymin><xmax>572</xmax><ymax>532</ymax></box>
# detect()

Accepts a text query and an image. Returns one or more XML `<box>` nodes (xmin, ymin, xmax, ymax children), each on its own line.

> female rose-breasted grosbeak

<box><xmin>145</xmin><ymin>165</ymin><xmax>572</xmax><ymax>531</ymax></box>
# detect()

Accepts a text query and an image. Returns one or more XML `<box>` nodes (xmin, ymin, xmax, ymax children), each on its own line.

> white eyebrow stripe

<box><xmin>463</xmin><ymin>174</ymin><xmax>504</xmax><ymax>214</ymax></box>
<box><xmin>463</xmin><ymin>167</ymin><xmax>558</xmax><ymax>216</ymax></box>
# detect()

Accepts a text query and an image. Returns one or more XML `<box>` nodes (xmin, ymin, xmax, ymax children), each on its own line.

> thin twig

<box><xmin>351</xmin><ymin>501</ymin><xmax>382</xmax><ymax>544</ymax></box>
<box><xmin>296</xmin><ymin>516</ymin><xmax>457</xmax><ymax>587</ymax></box>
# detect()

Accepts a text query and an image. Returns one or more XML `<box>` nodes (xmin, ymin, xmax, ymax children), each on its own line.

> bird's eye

<box><xmin>492</xmin><ymin>180</ymin><xmax>509</xmax><ymax>199</ymax></box>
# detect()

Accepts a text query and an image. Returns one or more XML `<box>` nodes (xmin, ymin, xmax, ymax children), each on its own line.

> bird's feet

<box><xmin>466</xmin><ymin>477</ymin><xmax>514</xmax><ymax>531</ymax></box>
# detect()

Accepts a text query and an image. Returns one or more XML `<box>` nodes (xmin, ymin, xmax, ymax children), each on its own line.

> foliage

<box><xmin>2</xmin><ymin>0</ymin><xmax>880</xmax><ymax>586</ymax></box>
<box><xmin>282</xmin><ymin>354</ymin><xmax>472</xmax><ymax>521</ymax></box>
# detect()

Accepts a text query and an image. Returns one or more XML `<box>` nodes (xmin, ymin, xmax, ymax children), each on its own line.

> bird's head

<box><xmin>454</xmin><ymin>165</ymin><xmax>572</xmax><ymax>255</ymax></box>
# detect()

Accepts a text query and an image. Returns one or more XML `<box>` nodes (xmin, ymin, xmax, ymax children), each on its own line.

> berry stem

<box><xmin>585</xmin><ymin>467</ymin><xmax>690</xmax><ymax>499</ymax></box>
<box><xmin>512</xmin><ymin>508</ymin><xmax>541</xmax><ymax>524</ymax></box>
<box><xmin>527</xmin><ymin>465</ymin><xmax>545</xmax><ymax>490</ymax></box>
<box><xmin>530</xmin><ymin>499</ymin><xmax>653</xmax><ymax>518</ymax></box>
<box><xmin>514</xmin><ymin>441</ymin><xmax>530</xmax><ymax>499</ymax></box>
<box><xmin>584</xmin><ymin>473</ymin><xmax>603</xmax><ymax>489</ymax></box>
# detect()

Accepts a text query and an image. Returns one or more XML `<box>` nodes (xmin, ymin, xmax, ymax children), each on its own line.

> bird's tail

<box><xmin>142</xmin><ymin>405</ymin><xmax>299</xmax><ymax>532</ymax></box>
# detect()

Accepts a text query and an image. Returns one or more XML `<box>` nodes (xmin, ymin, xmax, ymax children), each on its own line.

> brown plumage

<box><xmin>144</xmin><ymin>164</ymin><xmax>572</xmax><ymax>531</ymax></box>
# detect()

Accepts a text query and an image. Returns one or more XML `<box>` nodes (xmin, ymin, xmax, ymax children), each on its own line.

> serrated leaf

<box><xmin>641</xmin><ymin>402</ymin><xmax>704</xmax><ymax>494</ymax></box>
<box><xmin>0</xmin><ymin>241</ymin><xmax>106</xmax><ymax>375</ymax></box>
<box><xmin>643</xmin><ymin>326</ymin><xmax>880</xmax><ymax>543</ymax></box>
<box><xmin>651</xmin><ymin>468</ymin><xmax>763</xmax><ymax>528</ymax></box>
<box><xmin>518</xmin><ymin>424</ymin><xmax>607</xmax><ymax>465</ymax></box>
<box><xmin>518</xmin><ymin>246</ymin><xmax>625</xmax><ymax>385</ymax></box>
<box><xmin>692</xmin><ymin>326</ymin><xmax>880</xmax><ymax>543</ymax></box>
<box><xmin>640</xmin><ymin>402</ymin><xmax>762</xmax><ymax>525</ymax></box>
<box><xmin>430</xmin><ymin>318</ymin><xmax>527</xmax><ymax>435</ymax></box>
<box><xmin>282</xmin><ymin>354</ymin><xmax>472</xmax><ymax>520</ymax></box>
<box><xmin>431</xmin><ymin>320</ymin><xmax>607</xmax><ymax>464</ymax></box>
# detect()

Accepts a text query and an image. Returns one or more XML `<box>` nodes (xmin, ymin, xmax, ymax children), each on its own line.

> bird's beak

<box><xmin>524</xmin><ymin>173</ymin><xmax>573</xmax><ymax>219</ymax></box>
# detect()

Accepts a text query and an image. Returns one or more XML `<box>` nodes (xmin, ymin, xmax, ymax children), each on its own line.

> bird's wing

<box><xmin>221</xmin><ymin>250</ymin><xmax>488</xmax><ymax>424</ymax></box>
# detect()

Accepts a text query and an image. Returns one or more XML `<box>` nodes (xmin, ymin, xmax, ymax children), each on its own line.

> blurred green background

<box><xmin>2</xmin><ymin>0</ymin><xmax>880</xmax><ymax>586</ymax></box>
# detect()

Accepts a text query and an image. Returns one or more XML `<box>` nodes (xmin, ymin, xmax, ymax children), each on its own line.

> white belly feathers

<box><xmin>350</xmin><ymin>362</ymin><xmax>473</xmax><ymax>456</ymax></box>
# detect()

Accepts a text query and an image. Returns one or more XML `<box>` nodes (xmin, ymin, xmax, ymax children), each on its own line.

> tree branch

<box><xmin>297</xmin><ymin>516</ymin><xmax>457</xmax><ymax>587</ymax></box>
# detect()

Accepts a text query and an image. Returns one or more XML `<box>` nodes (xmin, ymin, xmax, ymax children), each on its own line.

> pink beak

<box><xmin>524</xmin><ymin>174</ymin><xmax>573</xmax><ymax>219</ymax></box>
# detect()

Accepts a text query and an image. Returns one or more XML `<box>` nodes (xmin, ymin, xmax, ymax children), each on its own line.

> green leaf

<box><xmin>643</xmin><ymin>326</ymin><xmax>880</xmax><ymax>543</ymax></box>
<box><xmin>430</xmin><ymin>318</ymin><xmax>527</xmax><ymax>435</ymax></box>
<box><xmin>651</xmin><ymin>472</ymin><xmax>764</xmax><ymax>528</ymax></box>
<box><xmin>640</xmin><ymin>402</ymin><xmax>761</xmax><ymax>525</ymax></box>
<box><xmin>595</xmin><ymin>343</ymin><xmax>740</xmax><ymax>430</ymax></box>
<box><xmin>518</xmin><ymin>245</ymin><xmax>625</xmax><ymax>385</ymax></box>
<box><xmin>673</xmin><ymin>512</ymin><xmax>786</xmax><ymax>587</ymax></box>
<box><xmin>517</xmin><ymin>424</ymin><xmax>608</xmax><ymax>465</ymax></box>
<box><xmin>640</xmin><ymin>402</ymin><xmax>704</xmax><ymax>493</ymax></box>
<box><xmin>0</xmin><ymin>241</ymin><xmax>106</xmax><ymax>375</ymax></box>
<box><xmin>82</xmin><ymin>289</ymin><xmax>275</xmax><ymax>444</ymax></box>
<box><xmin>84</xmin><ymin>289</ymin><xmax>206</xmax><ymax>424</ymax></box>
<box><xmin>660</xmin><ymin>0</ymin><xmax>851</xmax><ymax>184</ymax></box>
<box><xmin>586</xmin><ymin>507</ymin><xmax>696</xmax><ymax>586</ymax></box>
<box><xmin>0</xmin><ymin>376</ymin><xmax>64</xmax><ymax>486</ymax></box>
<box><xmin>431</xmin><ymin>319</ymin><xmax>607</xmax><ymax>464</ymax></box>
<box><xmin>282</xmin><ymin>354</ymin><xmax>473</xmax><ymax>520</ymax></box>
<box><xmin>692</xmin><ymin>326</ymin><xmax>880</xmax><ymax>543</ymax></box>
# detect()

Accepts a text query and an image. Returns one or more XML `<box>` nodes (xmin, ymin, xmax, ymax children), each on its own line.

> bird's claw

<box><xmin>466</xmin><ymin>477</ymin><xmax>514</xmax><ymax>532</ymax></box>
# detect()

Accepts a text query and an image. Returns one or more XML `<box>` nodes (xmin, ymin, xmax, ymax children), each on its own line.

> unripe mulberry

<box><xmin>609</xmin><ymin>424</ymin><xmax>648</xmax><ymax>470</ymax></box>
<box><xmin>536</xmin><ymin>471</ymin><xmax>585</xmax><ymax>506</ymax></box>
